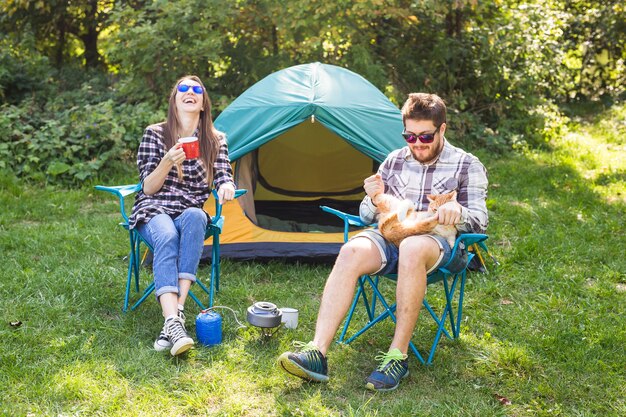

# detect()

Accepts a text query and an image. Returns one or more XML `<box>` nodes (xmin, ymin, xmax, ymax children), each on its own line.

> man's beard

<box><xmin>410</xmin><ymin>139</ymin><xmax>444</xmax><ymax>164</ymax></box>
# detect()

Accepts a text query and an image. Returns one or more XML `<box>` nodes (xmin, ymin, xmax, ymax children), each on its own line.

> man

<box><xmin>277</xmin><ymin>93</ymin><xmax>488</xmax><ymax>391</ymax></box>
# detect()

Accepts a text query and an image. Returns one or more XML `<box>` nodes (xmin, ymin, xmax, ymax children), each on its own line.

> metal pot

<box><xmin>246</xmin><ymin>301</ymin><xmax>283</xmax><ymax>328</ymax></box>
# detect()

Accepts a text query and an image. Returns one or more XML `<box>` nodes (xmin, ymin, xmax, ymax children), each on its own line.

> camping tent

<box><xmin>202</xmin><ymin>62</ymin><xmax>405</xmax><ymax>260</ymax></box>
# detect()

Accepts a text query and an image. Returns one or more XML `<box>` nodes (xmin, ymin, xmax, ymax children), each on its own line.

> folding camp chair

<box><xmin>95</xmin><ymin>183</ymin><xmax>246</xmax><ymax>312</ymax></box>
<box><xmin>321</xmin><ymin>205</ymin><xmax>492</xmax><ymax>365</ymax></box>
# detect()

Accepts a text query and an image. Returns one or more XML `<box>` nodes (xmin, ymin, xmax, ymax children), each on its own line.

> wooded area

<box><xmin>1</xmin><ymin>0</ymin><xmax>624</xmax><ymax>184</ymax></box>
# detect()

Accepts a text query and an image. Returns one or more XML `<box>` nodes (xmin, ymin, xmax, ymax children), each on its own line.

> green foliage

<box><xmin>0</xmin><ymin>80</ymin><xmax>163</xmax><ymax>184</ymax></box>
<box><xmin>0</xmin><ymin>0</ymin><xmax>114</xmax><ymax>68</ymax></box>
<box><xmin>0</xmin><ymin>33</ymin><xmax>54</xmax><ymax>104</ymax></box>
<box><xmin>1</xmin><ymin>0</ymin><xmax>624</xmax><ymax>185</ymax></box>
<box><xmin>106</xmin><ymin>0</ymin><xmax>237</xmax><ymax>103</ymax></box>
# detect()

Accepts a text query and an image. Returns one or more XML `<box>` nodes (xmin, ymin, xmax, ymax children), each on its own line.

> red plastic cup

<box><xmin>178</xmin><ymin>137</ymin><xmax>200</xmax><ymax>159</ymax></box>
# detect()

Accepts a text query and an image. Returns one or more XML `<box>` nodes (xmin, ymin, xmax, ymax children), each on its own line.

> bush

<box><xmin>0</xmin><ymin>85</ymin><xmax>164</xmax><ymax>185</ymax></box>
<box><xmin>0</xmin><ymin>34</ymin><xmax>54</xmax><ymax>105</ymax></box>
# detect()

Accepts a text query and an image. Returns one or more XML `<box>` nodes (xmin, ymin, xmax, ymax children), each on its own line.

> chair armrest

<box><xmin>450</xmin><ymin>233</ymin><xmax>488</xmax><ymax>257</ymax></box>
<box><xmin>457</xmin><ymin>233</ymin><xmax>488</xmax><ymax>248</ymax></box>
<box><xmin>94</xmin><ymin>183</ymin><xmax>142</xmax><ymax>224</ymax></box>
<box><xmin>211</xmin><ymin>188</ymin><xmax>248</xmax><ymax>220</ymax></box>
<box><xmin>438</xmin><ymin>233</ymin><xmax>489</xmax><ymax>272</ymax></box>
<box><xmin>320</xmin><ymin>206</ymin><xmax>369</xmax><ymax>227</ymax></box>
<box><xmin>320</xmin><ymin>205</ymin><xmax>377</xmax><ymax>243</ymax></box>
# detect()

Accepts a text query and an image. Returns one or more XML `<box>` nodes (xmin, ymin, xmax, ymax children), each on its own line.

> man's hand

<box><xmin>217</xmin><ymin>183</ymin><xmax>235</xmax><ymax>205</ymax></box>
<box><xmin>437</xmin><ymin>201</ymin><xmax>462</xmax><ymax>225</ymax></box>
<box><xmin>364</xmin><ymin>174</ymin><xmax>384</xmax><ymax>200</ymax></box>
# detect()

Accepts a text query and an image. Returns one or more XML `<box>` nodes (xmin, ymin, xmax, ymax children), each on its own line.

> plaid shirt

<box><xmin>360</xmin><ymin>139</ymin><xmax>488</xmax><ymax>233</ymax></box>
<box><xmin>129</xmin><ymin>123</ymin><xmax>234</xmax><ymax>229</ymax></box>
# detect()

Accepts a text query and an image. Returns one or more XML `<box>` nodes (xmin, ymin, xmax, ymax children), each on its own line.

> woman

<box><xmin>129</xmin><ymin>75</ymin><xmax>236</xmax><ymax>356</ymax></box>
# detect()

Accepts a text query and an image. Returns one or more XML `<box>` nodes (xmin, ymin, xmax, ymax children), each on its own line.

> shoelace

<box><xmin>166</xmin><ymin>317</ymin><xmax>187</xmax><ymax>341</ymax></box>
<box><xmin>178</xmin><ymin>309</ymin><xmax>186</xmax><ymax>332</ymax></box>
<box><xmin>292</xmin><ymin>340</ymin><xmax>319</xmax><ymax>353</ymax></box>
<box><xmin>292</xmin><ymin>341</ymin><xmax>324</xmax><ymax>372</ymax></box>
<box><xmin>374</xmin><ymin>349</ymin><xmax>408</xmax><ymax>371</ymax></box>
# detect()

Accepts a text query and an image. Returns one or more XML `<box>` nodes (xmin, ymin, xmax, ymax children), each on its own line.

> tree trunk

<box><xmin>54</xmin><ymin>13</ymin><xmax>66</xmax><ymax>67</ymax></box>
<box><xmin>82</xmin><ymin>28</ymin><xmax>101</xmax><ymax>68</ymax></box>
<box><xmin>82</xmin><ymin>0</ymin><xmax>102</xmax><ymax>68</ymax></box>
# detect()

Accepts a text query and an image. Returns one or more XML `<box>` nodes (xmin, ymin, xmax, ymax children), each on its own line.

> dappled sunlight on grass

<box><xmin>50</xmin><ymin>361</ymin><xmax>131</xmax><ymax>412</ymax></box>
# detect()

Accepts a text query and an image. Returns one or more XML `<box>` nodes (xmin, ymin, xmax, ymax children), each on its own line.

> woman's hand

<box><xmin>217</xmin><ymin>183</ymin><xmax>235</xmax><ymax>205</ymax></box>
<box><xmin>164</xmin><ymin>143</ymin><xmax>186</xmax><ymax>166</ymax></box>
<box><xmin>143</xmin><ymin>144</ymin><xmax>186</xmax><ymax>195</ymax></box>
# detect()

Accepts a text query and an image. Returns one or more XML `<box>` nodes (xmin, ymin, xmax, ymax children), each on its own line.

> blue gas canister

<box><xmin>196</xmin><ymin>310</ymin><xmax>222</xmax><ymax>346</ymax></box>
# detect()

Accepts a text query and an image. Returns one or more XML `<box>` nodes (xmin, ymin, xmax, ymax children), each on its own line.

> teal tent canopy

<box><xmin>216</xmin><ymin>62</ymin><xmax>404</xmax><ymax>163</ymax></box>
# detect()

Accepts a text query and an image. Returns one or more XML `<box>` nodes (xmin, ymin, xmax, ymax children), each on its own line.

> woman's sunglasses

<box><xmin>177</xmin><ymin>84</ymin><xmax>204</xmax><ymax>94</ymax></box>
<box><xmin>402</xmin><ymin>124</ymin><xmax>442</xmax><ymax>144</ymax></box>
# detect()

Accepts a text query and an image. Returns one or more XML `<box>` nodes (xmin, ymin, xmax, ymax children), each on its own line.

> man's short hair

<box><xmin>401</xmin><ymin>93</ymin><xmax>447</xmax><ymax>126</ymax></box>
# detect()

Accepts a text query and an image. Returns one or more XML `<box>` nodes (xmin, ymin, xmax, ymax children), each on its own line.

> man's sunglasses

<box><xmin>177</xmin><ymin>84</ymin><xmax>204</xmax><ymax>94</ymax></box>
<box><xmin>402</xmin><ymin>124</ymin><xmax>442</xmax><ymax>144</ymax></box>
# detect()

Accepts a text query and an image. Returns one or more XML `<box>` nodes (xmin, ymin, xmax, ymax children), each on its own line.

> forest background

<box><xmin>1</xmin><ymin>0</ymin><xmax>624</xmax><ymax>183</ymax></box>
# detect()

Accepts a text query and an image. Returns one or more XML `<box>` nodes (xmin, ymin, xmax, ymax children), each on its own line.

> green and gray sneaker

<box><xmin>365</xmin><ymin>348</ymin><xmax>409</xmax><ymax>391</ymax></box>
<box><xmin>277</xmin><ymin>341</ymin><xmax>329</xmax><ymax>382</ymax></box>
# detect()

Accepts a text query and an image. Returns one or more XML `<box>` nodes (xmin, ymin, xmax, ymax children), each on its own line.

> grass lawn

<box><xmin>1</xmin><ymin>103</ymin><xmax>624</xmax><ymax>416</ymax></box>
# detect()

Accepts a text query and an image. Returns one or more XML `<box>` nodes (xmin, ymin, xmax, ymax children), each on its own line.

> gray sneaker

<box><xmin>164</xmin><ymin>316</ymin><xmax>194</xmax><ymax>356</ymax></box>
<box><xmin>154</xmin><ymin>307</ymin><xmax>187</xmax><ymax>352</ymax></box>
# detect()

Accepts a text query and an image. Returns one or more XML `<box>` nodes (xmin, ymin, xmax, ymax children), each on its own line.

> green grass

<box><xmin>1</xmin><ymin>103</ymin><xmax>625</xmax><ymax>416</ymax></box>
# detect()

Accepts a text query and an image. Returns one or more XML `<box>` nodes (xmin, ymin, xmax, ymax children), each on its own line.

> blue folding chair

<box><xmin>95</xmin><ymin>183</ymin><xmax>246</xmax><ymax>311</ymax></box>
<box><xmin>321</xmin><ymin>205</ymin><xmax>492</xmax><ymax>365</ymax></box>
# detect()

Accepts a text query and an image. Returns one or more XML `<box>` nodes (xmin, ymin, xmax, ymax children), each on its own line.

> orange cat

<box><xmin>372</xmin><ymin>191</ymin><xmax>458</xmax><ymax>247</ymax></box>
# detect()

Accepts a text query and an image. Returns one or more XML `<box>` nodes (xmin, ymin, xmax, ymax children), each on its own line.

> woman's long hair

<box><xmin>163</xmin><ymin>75</ymin><xmax>221</xmax><ymax>185</ymax></box>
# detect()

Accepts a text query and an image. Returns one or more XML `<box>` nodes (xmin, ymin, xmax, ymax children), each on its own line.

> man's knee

<box><xmin>398</xmin><ymin>236</ymin><xmax>440</xmax><ymax>267</ymax></box>
<box><xmin>335</xmin><ymin>238</ymin><xmax>381</xmax><ymax>273</ymax></box>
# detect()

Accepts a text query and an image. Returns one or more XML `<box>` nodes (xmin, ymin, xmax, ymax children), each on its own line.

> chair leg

<box><xmin>427</xmin><ymin>309</ymin><xmax>450</xmax><ymax>365</ymax></box>
<box><xmin>214</xmin><ymin>232</ymin><xmax>221</xmax><ymax>293</ymax></box>
<box><xmin>422</xmin><ymin>300</ymin><xmax>454</xmax><ymax>340</ymax></box>
<box><xmin>130</xmin><ymin>282</ymin><xmax>154</xmax><ymax>311</ymax></box>
<box><xmin>133</xmin><ymin>234</ymin><xmax>141</xmax><ymax>292</ymax></box>
<box><xmin>124</xmin><ymin>232</ymin><xmax>139</xmax><ymax>312</ymax></box>
<box><xmin>425</xmin><ymin>273</ymin><xmax>468</xmax><ymax>364</ymax></box>
<box><xmin>339</xmin><ymin>278</ymin><xmax>366</xmax><ymax>343</ymax></box>
<box><xmin>443</xmin><ymin>276</ymin><xmax>458</xmax><ymax>337</ymax></box>
<box><xmin>369</xmin><ymin>276</ymin><xmax>379</xmax><ymax>319</ymax></box>
<box><xmin>443</xmin><ymin>273</ymin><xmax>465</xmax><ymax>339</ymax></box>
<box><xmin>455</xmin><ymin>271</ymin><xmax>468</xmax><ymax>337</ymax></box>
<box><xmin>209</xmin><ymin>233</ymin><xmax>220</xmax><ymax>308</ymax></box>
<box><xmin>187</xmin><ymin>289</ymin><xmax>206</xmax><ymax>310</ymax></box>
<box><xmin>124</xmin><ymin>249</ymin><xmax>134</xmax><ymax>313</ymax></box>
<box><xmin>342</xmin><ymin>276</ymin><xmax>395</xmax><ymax>344</ymax></box>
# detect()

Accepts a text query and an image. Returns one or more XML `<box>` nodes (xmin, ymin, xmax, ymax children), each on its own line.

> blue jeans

<box><xmin>136</xmin><ymin>208</ymin><xmax>208</xmax><ymax>299</ymax></box>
